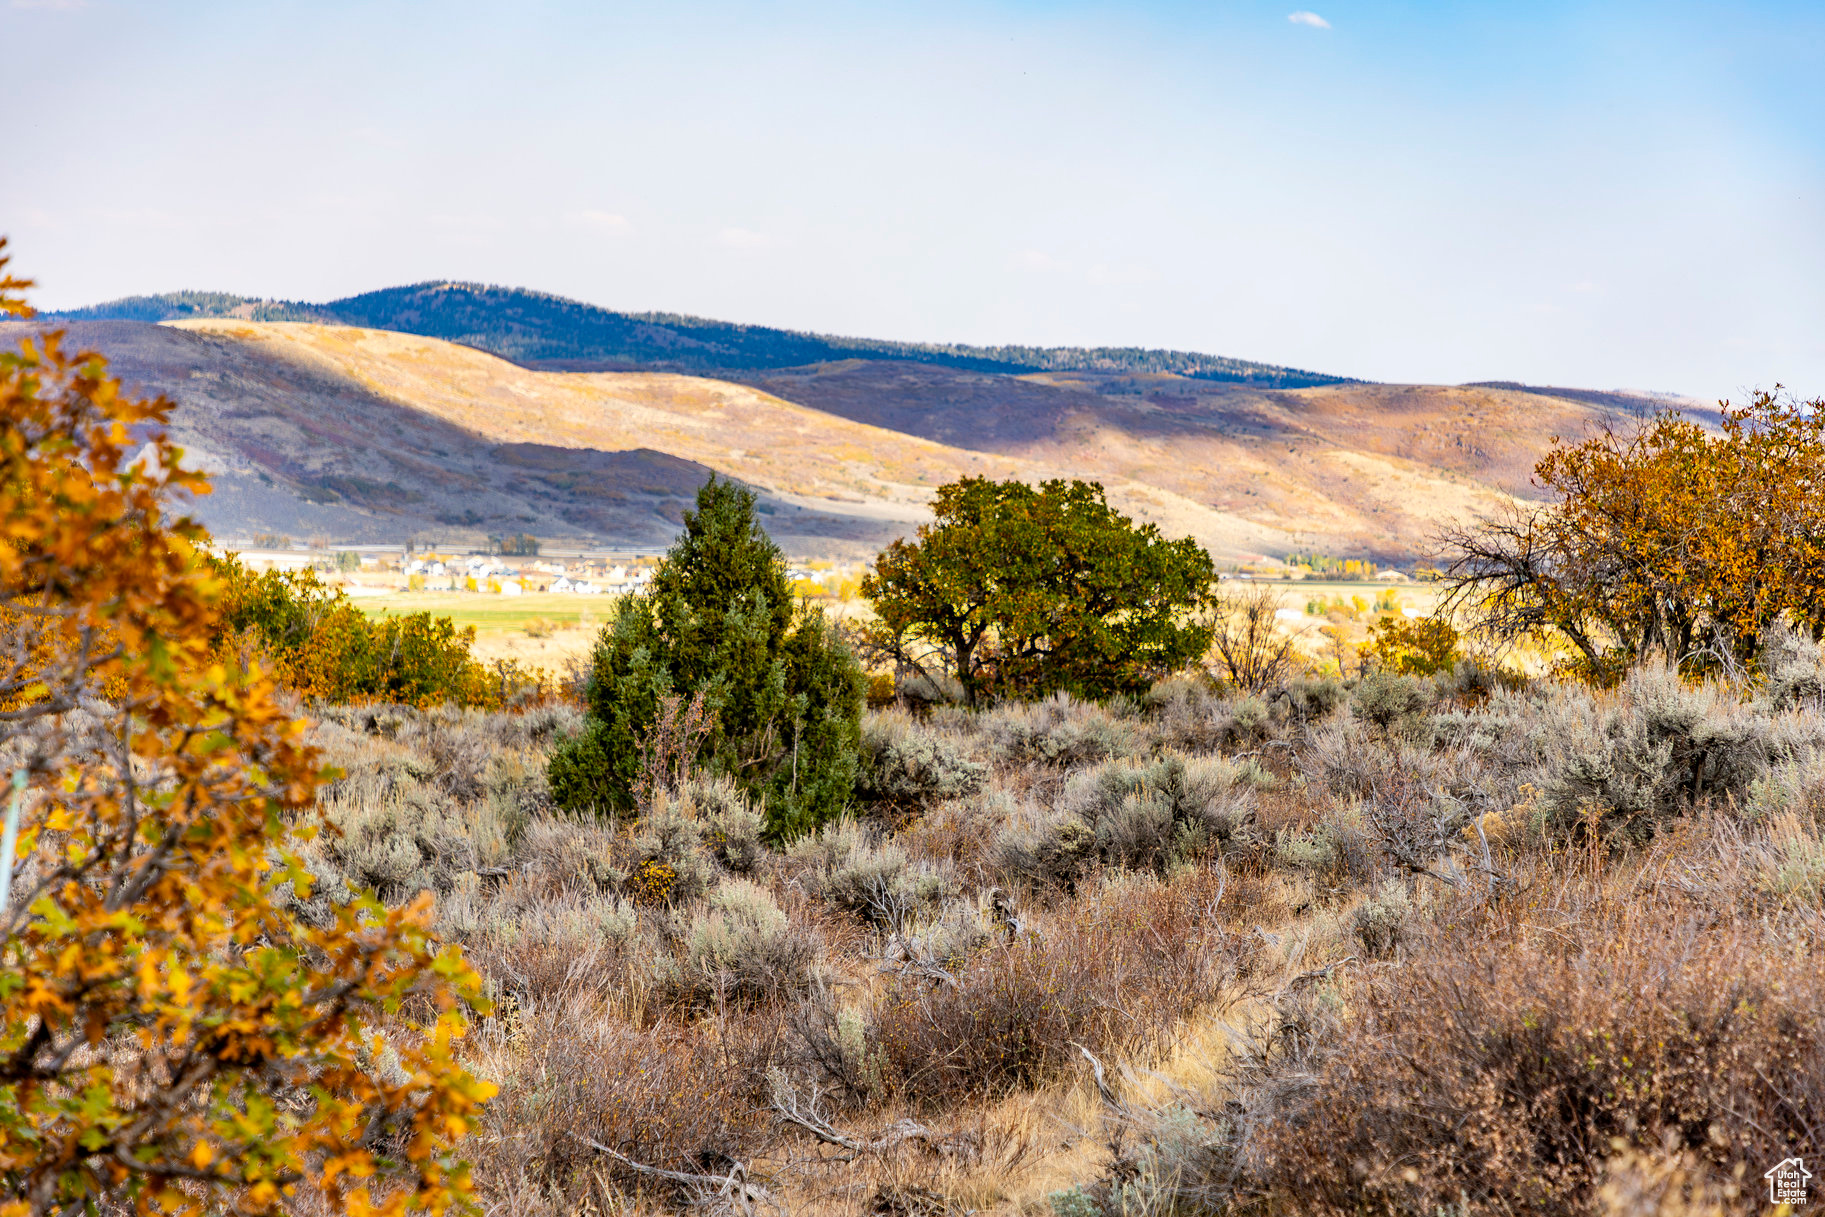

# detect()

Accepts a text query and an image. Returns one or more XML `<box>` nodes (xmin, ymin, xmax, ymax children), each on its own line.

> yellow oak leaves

<box><xmin>1447</xmin><ymin>391</ymin><xmax>1825</xmax><ymax>680</ymax></box>
<box><xmin>0</xmin><ymin>239</ymin><xmax>493</xmax><ymax>1215</ymax></box>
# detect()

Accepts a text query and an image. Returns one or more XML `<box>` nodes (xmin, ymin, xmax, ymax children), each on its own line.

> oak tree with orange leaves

<box><xmin>1442</xmin><ymin>392</ymin><xmax>1825</xmax><ymax>681</ymax></box>
<box><xmin>0</xmin><ymin>240</ymin><xmax>493</xmax><ymax>1215</ymax></box>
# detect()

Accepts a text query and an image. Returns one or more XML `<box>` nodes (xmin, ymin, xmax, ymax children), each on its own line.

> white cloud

<box><xmin>717</xmin><ymin>227</ymin><xmax>779</xmax><ymax>250</ymax></box>
<box><xmin>10</xmin><ymin>0</ymin><xmax>89</xmax><ymax>9</ymax></box>
<box><xmin>565</xmin><ymin>209</ymin><xmax>632</xmax><ymax>235</ymax></box>
<box><xmin>1287</xmin><ymin>11</ymin><xmax>1331</xmax><ymax>29</ymax></box>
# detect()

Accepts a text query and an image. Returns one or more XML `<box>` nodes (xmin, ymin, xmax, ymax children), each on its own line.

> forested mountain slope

<box><xmin>52</xmin><ymin>283</ymin><xmax>1350</xmax><ymax>387</ymax></box>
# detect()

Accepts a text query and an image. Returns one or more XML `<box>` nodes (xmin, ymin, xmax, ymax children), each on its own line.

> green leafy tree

<box><xmin>862</xmin><ymin>477</ymin><xmax>1218</xmax><ymax>704</ymax></box>
<box><xmin>549</xmin><ymin>477</ymin><xmax>864</xmax><ymax>838</ymax></box>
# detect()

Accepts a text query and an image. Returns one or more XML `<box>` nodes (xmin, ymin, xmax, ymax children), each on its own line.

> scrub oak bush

<box><xmin>1360</xmin><ymin>614</ymin><xmax>1462</xmax><ymax>677</ymax></box>
<box><xmin>0</xmin><ymin>244</ymin><xmax>491</xmax><ymax>1216</ymax></box>
<box><xmin>1443</xmin><ymin>391</ymin><xmax>1825</xmax><ymax>679</ymax></box>
<box><xmin>211</xmin><ymin>554</ymin><xmax>539</xmax><ymax>709</ymax></box>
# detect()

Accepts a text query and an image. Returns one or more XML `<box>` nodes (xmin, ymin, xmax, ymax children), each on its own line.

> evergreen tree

<box><xmin>549</xmin><ymin>477</ymin><xmax>864</xmax><ymax>837</ymax></box>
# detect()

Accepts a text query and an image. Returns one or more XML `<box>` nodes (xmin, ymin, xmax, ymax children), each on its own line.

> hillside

<box><xmin>50</xmin><ymin>284</ymin><xmax>1351</xmax><ymax>388</ymax></box>
<box><xmin>0</xmin><ymin>315</ymin><xmax>1655</xmax><ymax>561</ymax></box>
<box><xmin>0</xmin><ymin>320</ymin><xmax>1297</xmax><ymax>558</ymax></box>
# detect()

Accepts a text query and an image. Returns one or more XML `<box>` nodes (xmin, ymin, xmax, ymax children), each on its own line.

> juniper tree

<box><xmin>549</xmin><ymin>477</ymin><xmax>864</xmax><ymax>838</ymax></box>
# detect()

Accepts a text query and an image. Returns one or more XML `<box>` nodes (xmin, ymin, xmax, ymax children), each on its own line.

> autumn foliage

<box><xmin>0</xmin><ymin>241</ymin><xmax>492</xmax><ymax>1214</ymax></box>
<box><xmin>209</xmin><ymin>557</ymin><xmax>536</xmax><ymax>710</ymax></box>
<box><xmin>1445</xmin><ymin>393</ymin><xmax>1825</xmax><ymax>679</ymax></box>
<box><xmin>1360</xmin><ymin>614</ymin><xmax>1462</xmax><ymax>677</ymax></box>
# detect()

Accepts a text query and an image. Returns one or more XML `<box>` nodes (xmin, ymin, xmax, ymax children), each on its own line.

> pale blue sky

<box><xmin>3</xmin><ymin>0</ymin><xmax>1820</xmax><ymax>398</ymax></box>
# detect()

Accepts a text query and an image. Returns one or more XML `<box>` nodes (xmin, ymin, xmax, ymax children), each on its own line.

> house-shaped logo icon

<box><xmin>1766</xmin><ymin>1157</ymin><xmax>1811</xmax><ymax>1205</ymax></box>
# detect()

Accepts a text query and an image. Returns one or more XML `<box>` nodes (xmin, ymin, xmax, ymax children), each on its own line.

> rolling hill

<box><xmin>0</xmin><ymin>302</ymin><xmax>1666</xmax><ymax>562</ymax></box>
<box><xmin>49</xmin><ymin>284</ymin><xmax>1351</xmax><ymax>388</ymax></box>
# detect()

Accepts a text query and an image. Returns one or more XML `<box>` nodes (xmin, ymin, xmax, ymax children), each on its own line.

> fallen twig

<box><xmin>573</xmin><ymin>1134</ymin><xmax>783</xmax><ymax>1215</ymax></box>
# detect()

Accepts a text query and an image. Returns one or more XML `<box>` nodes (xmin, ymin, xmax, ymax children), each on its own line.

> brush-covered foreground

<box><xmin>298</xmin><ymin>642</ymin><xmax>1825</xmax><ymax>1216</ymax></box>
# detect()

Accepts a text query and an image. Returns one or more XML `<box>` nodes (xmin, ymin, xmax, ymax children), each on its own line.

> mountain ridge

<box><xmin>49</xmin><ymin>282</ymin><xmax>1354</xmax><ymax>388</ymax></box>
<box><xmin>0</xmin><ymin>315</ymin><xmax>1640</xmax><ymax>563</ymax></box>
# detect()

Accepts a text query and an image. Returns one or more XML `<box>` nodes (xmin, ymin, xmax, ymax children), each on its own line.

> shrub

<box><xmin>1348</xmin><ymin>879</ymin><xmax>1411</xmax><ymax>959</ymax></box>
<box><xmin>626</xmin><ymin>795</ymin><xmax>715</xmax><ymax>905</ymax></box>
<box><xmin>1350</xmin><ymin>670</ymin><xmax>1433</xmax><ymax>738</ymax></box>
<box><xmin>1228</xmin><ymin>693</ymin><xmax>1274</xmax><ymax>743</ymax></box>
<box><xmin>898</xmin><ymin>897</ymin><xmax>998</xmax><ymax>972</ymax></box>
<box><xmin>1360</xmin><ymin>613</ymin><xmax>1462</xmax><ymax>676</ymax></box>
<box><xmin>787</xmin><ymin>818</ymin><xmax>950</xmax><ymax>927</ymax></box>
<box><xmin>1209</xmin><ymin>582</ymin><xmax>1303</xmax><ymax>692</ymax></box>
<box><xmin>993</xmin><ymin>754</ymin><xmax>1268</xmax><ymax>887</ymax></box>
<box><xmin>862</xmin><ymin>476</ymin><xmax>1218</xmax><ymax>704</ymax></box>
<box><xmin>667</xmin><ymin>878</ymin><xmax>819</xmax><ymax>1007</ymax></box>
<box><xmin>1273</xmin><ymin>815</ymin><xmax>1377</xmax><ymax>887</ymax></box>
<box><xmin>691</xmin><ymin>775</ymin><xmax>768</xmax><ymax>873</ymax></box>
<box><xmin>1431</xmin><ymin>654</ymin><xmax>1513</xmax><ymax>705</ymax></box>
<box><xmin>1758</xmin><ymin>620</ymin><xmax>1825</xmax><ymax>711</ymax></box>
<box><xmin>855</xmin><ymin>709</ymin><xmax>985</xmax><ymax>805</ymax></box>
<box><xmin>1283</xmin><ymin>674</ymin><xmax>1348</xmax><ymax>720</ymax></box>
<box><xmin>0</xmin><ymin>246</ymin><xmax>490</xmax><ymax>1213</ymax></box>
<box><xmin>210</xmin><ymin>554</ymin><xmax>537</xmax><ymax>708</ymax></box>
<box><xmin>475</xmin><ymin>997</ymin><xmax>778</xmax><ymax>1202</ymax></box>
<box><xmin>895</xmin><ymin>668</ymin><xmax>968</xmax><ymax>708</ymax></box>
<box><xmin>993</xmin><ymin>812</ymin><xmax>1101</xmax><ymax>890</ymax></box>
<box><xmin>1144</xmin><ymin>674</ymin><xmax>1231</xmax><ymax>751</ymax></box>
<box><xmin>453</xmin><ymin>889</ymin><xmax>638</xmax><ymax>1006</ymax></box>
<box><xmin>1539</xmin><ymin>667</ymin><xmax>1771</xmax><ymax>843</ymax></box>
<box><xmin>1244</xmin><ymin>919</ymin><xmax>1825</xmax><ymax>1215</ymax></box>
<box><xmin>979</xmin><ymin>692</ymin><xmax>1141</xmax><ymax>766</ymax></box>
<box><xmin>869</xmin><ymin>870</ymin><xmax>1250</xmax><ymax>1107</ymax></box>
<box><xmin>548</xmin><ymin>477</ymin><xmax>865</xmax><ymax>838</ymax></box>
<box><xmin>1744</xmin><ymin>747</ymin><xmax>1825</xmax><ymax>825</ymax></box>
<box><xmin>1750</xmin><ymin>813</ymin><xmax>1825</xmax><ymax>907</ymax></box>
<box><xmin>1143</xmin><ymin>672</ymin><xmax>1214</xmax><ymax>710</ymax></box>
<box><xmin>1062</xmin><ymin>753</ymin><xmax>1264</xmax><ymax>873</ymax></box>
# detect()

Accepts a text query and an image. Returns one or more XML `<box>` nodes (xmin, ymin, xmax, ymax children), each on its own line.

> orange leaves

<box><xmin>0</xmin><ymin>243</ymin><xmax>490</xmax><ymax>1215</ymax></box>
<box><xmin>1448</xmin><ymin>390</ymin><xmax>1825</xmax><ymax>679</ymax></box>
<box><xmin>207</xmin><ymin>556</ymin><xmax>540</xmax><ymax>711</ymax></box>
<box><xmin>1362</xmin><ymin>614</ymin><xmax>1462</xmax><ymax>677</ymax></box>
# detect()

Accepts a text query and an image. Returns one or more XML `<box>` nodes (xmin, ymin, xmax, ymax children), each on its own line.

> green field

<box><xmin>351</xmin><ymin>592</ymin><xmax>619</xmax><ymax>638</ymax></box>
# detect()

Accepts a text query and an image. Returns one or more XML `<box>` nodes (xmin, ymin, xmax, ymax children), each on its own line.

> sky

<box><xmin>2</xmin><ymin>0</ymin><xmax>1821</xmax><ymax>399</ymax></box>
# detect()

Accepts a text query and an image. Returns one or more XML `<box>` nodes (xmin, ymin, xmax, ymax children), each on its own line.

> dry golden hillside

<box><xmin>0</xmin><ymin>318</ymin><xmax>1658</xmax><ymax>560</ymax></box>
<box><xmin>744</xmin><ymin>362</ymin><xmax>1654</xmax><ymax>558</ymax></box>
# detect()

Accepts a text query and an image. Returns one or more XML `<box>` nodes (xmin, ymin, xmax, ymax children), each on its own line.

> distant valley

<box><xmin>8</xmin><ymin>283</ymin><xmax>1691</xmax><ymax>562</ymax></box>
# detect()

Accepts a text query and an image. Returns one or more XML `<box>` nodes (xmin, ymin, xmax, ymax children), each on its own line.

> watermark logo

<box><xmin>1766</xmin><ymin>1156</ymin><xmax>1811</xmax><ymax>1206</ymax></box>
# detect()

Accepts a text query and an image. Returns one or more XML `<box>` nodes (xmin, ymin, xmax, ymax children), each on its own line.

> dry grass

<box><xmin>299</xmin><ymin>650</ymin><xmax>1825</xmax><ymax>1215</ymax></box>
